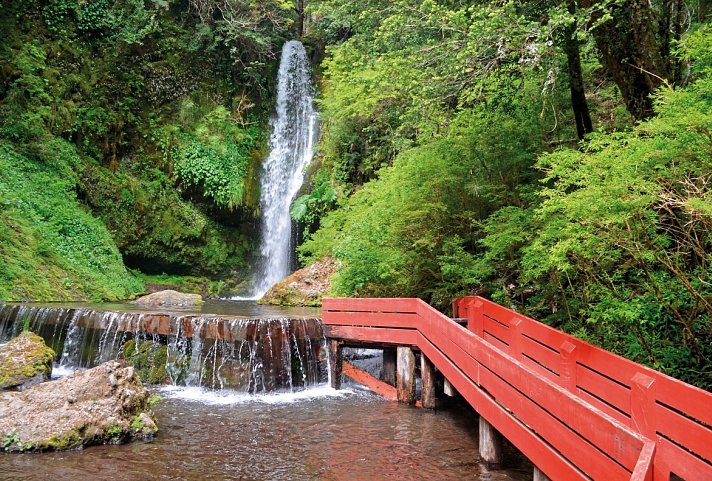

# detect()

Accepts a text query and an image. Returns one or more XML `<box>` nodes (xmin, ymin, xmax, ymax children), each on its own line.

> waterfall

<box><xmin>249</xmin><ymin>40</ymin><xmax>318</xmax><ymax>299</ymax></box>
<box><xmin>0</xmin><ymin>304</ymin><xmax>326</xmax><ymax>393</ymax></box>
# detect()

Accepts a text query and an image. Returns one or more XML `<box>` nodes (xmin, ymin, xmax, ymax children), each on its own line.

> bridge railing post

<box><xmin>631</xmin><ymin>372</ymin><xmax>657</xmax><ymax>439</ymax></box>
<box><xmin>467</xmin><ymin>299</ymin><xmax>484</xmax><ymax>337</ymax></box>
<box><xmin>559</xmin><ymin>341</ymin><xmax>578</xmax><ymax>392</ymax></box>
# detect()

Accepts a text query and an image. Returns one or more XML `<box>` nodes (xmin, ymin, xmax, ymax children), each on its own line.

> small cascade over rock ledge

<box><xmin>0</xmin><ymin>303</ymin><xmax>326</xmax><ymax>393</ymax></box>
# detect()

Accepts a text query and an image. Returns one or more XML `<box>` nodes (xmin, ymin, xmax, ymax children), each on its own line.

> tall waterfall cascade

<box><xmin>250</xmin><ymin>40</ymin><xmax>318</xmax><ymax>299</ymax></box>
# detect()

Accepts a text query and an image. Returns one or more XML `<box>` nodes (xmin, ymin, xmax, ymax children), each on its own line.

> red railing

<box><xmin>322</xmin><ymin>296</ymin><xmax>712</xmax><ymax>481</ymax></box>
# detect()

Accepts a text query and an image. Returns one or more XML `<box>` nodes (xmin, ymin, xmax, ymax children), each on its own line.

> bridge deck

<box><xmin>322</xmin><ymin>296</ymin><xmax>712</xmax><ymax>481</ymax></box>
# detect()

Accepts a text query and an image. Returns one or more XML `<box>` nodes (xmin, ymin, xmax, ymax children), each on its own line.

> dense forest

<box><xmin>0</xmin><ymin>0</ymin><xmax>298</xmax><ymax>300</ymax></box>
<box><xmin>294</xmin><ymin>0</ymin><xmax>712</xmax><ymax>389</ymax></box>
<box><xmin>1</xmin><ymin>0</ymin><xmax>711</xmax><ymax>389</ymax></box>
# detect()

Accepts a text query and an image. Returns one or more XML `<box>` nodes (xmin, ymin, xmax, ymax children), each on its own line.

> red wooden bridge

<box><xmin>322</xmin><ymin>296</ymin><xmax>712</xmax><ymax>481</ymax></box>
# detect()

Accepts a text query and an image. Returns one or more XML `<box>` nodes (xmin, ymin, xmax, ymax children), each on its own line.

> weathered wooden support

<box><xmin>382</xmin><ymin>348</ymin><xmax>396</xmax><ymax>386</ymax></box>
<box><xmin>533</xmin><ymin>467</ymin><xmax>551</xmax><ymax>481</ymax></box>
<box><xmin>443</xmin><ymin>378</ymin><xmax>457</xmax><ymax>397</ymax></box>
<box><xmin>479</xmin><ymin>416</ymin><xmax>504</xmax><ymax>467</ymax></box>
<box><xmin>420</xmin><ymin>353</ymin><xmax>436</xmax><ymax>409</ymax></box>
<box><xmin>328</xmin><ymin>339</ymin><xmax>343</xmax><ymax>390</ymax></box>
<box><xmin>396</xmin><ymin>346</ymin><xmax>416</xmax><ymax>404</ymax></box>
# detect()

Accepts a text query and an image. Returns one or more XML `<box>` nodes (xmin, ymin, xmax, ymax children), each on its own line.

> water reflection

<box><xmin>0</xmin><ymin>389</ymin><xmax>531</xmax><ymax>481</ymax></box>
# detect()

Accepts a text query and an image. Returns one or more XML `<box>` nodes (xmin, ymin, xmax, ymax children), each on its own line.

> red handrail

<box><xmin>323</xmin><ymin>296</ymin><xmax>712</xmax><ymax>481</ymax></box>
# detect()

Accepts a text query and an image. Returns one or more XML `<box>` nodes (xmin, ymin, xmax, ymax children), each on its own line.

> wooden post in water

<box><xmin>533</xmin><ymin>467</ymin><xmax>551</xmax><ymax>481</ymax></box>
<box><xmin>328</xmin><ymin>339</ymin><xmax>343</xmax><ymax>390</ymax></box>
<box><xmin>396</xmin><ymin>346</ymin><xmax>416</xmax><ymax>404</ymax></box>
<box><xmin>479</xmin><ymin>416</ymin><xmax>503</xmax><ymax>467</ymax></box>
<box><xmin>382</xmin><ymin>348</ymin><xmax>396</xmax><ymax>386</ymax></box>
<box><xmin>443</xmin><ymin>378</ymin><xmax>457</xmax><ymax>397</ymax></box>
<box><xmin>420</xmin><ymin>353</ymin><xmax>436</xmax><ymax>408</ymax></box>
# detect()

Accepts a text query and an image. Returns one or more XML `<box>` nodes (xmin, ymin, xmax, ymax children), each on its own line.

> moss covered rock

<box><xmin>122</xmin><ymin>339</ymin><xmax>171</xmax><ymax>385</ymax></box>
<box><xmin>0</xmin><ymin>331</ymin><xmax>55</xmax><ymax>391</ymax></box>
<box><xmin>0</xmin><ymin>361</ymin><xmax>158</xmax><ymax>452</ymax></box>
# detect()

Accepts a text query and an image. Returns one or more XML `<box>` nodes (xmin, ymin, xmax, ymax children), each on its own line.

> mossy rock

<box><xmin>0</xmin><ymin>331</ymin><xmax>55</xmax><ymax>390</ymax></box>
<box><xmin>121</xmin><ymin>339</ymin><xmax>171</xmax><ymax>385</ymax></box>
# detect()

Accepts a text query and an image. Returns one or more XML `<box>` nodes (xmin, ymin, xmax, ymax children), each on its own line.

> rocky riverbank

<box><xmin>0</xmin><ymin>358</ymin><xmax>157</xmax><ymax>452</ymax></box>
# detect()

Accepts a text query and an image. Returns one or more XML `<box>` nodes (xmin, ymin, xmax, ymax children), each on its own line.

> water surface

<box><xmin>0</xmin><ymin>387</ymin><xmax>531</xmax><ymax>481</ymax></box>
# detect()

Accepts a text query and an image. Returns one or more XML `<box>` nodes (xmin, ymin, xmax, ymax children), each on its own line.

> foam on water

<box><xmin>158</xmin><ymin>384</ymin><xmax>354</xmax><ymax>405</ymax></box>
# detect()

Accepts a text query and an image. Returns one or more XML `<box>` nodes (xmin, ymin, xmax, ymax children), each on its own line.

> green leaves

<box><xmin>168</xmin><ymin>106</ymin><xmax>260</xmax><ymax>209</ymax></box>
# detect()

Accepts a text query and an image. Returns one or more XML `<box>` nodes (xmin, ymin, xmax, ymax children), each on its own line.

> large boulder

<box><xmin>0</xmin><ymin>331</ymin><xmax>55</xmax><ymax>391</ymax></box>
<box><xmin>0</xmin><ymin>361</ymin><xmax>158</xmax><ymax>452</ymax></box>
<box><xmin>132</xmin><ymin>289</ymin><xmax>202</xmax><ymax>307</ymax></box>
<box><xmin>261</xmin><ymin>257</ymin><xmax>337</xmax><ymax>306</ymax></box>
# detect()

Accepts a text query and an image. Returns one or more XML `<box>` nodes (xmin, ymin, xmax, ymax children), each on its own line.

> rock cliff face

<box><xmin>260</xmin><ymin>257</ymin><xmax>337</xmax><ymax>307</ymax></box>
<box><xmin>0</xmin><ymin>331</ymin><xmax>55</xmax><ymax>391</ymax></box>
<box><xmin>0</xmin><ymin>361</ymin><xmax>157</xmax><ymax>452</ymax></box>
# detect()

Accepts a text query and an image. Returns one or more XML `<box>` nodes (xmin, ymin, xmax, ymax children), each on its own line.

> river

<box><xmin>1</xmin><ymin>384</ymin><xmax>531</xmax><ymax>481</ymax></box>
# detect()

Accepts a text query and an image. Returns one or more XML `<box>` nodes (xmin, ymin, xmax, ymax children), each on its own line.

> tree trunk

<box><xmin>579</xmin><ymin>0</ymin><xmax>669</xmax><ymax>120</ymax></box>
<box><xmin>565</xmin><ymin>1</ymin><xmax>593</xmax><ymax>139</ymax></box>
<box><xmin>296</xmin><ymin>0</ymin><xmax>305</xmax><ymax>37</ymax></box>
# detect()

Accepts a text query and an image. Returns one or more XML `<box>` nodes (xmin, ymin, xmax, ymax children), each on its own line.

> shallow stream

<box><xmin>0</xmin><ymin>385</ymin><xmax>531</xmax><ymax>481</ymax></box>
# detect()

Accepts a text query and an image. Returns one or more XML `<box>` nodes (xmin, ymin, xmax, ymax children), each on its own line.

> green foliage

<box><xmin>0</xmin><ymin>140</ymin><xmax>143</xmax><ymax>301</ymax></box>
<box><xmin>166</xmin><ymin>105</ymin><xmax>261</xmax><ymax>209</ymax></box>
<box><xmin>291</xmin><ymin>170</ymin><xmax>339</xmax><ymax>238</ymax></box>
<box><xmin>300</xmin><ymin>104</ymin><xmax>543</xmax><ymax>305</ymax></box>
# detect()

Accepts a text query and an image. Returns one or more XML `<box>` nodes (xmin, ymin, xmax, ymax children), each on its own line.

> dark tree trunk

<box><xmin>565</xmin><ymin>1</ymin><xmax>593</xmax><ymax>139</ymax></box>
<box><xmin>579</xmin><ymin>0</ymin><xmax>670</xmax><ymax>120</ymax></box>
<box><xmin>296</xmin><ymin>0</ymin><xmax>305</xmax><ymax>37</ymax></box>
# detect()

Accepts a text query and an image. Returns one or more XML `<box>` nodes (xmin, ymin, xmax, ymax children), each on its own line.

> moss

<box><xmin>121</xmin><ymin>339</ymin><xmax>170</xmax><ymax>385</ymax></box>
<box><xmin>0</xmin><ymin>331</ymin><xmax>55</xmax><ymax>389</ymax></box>
<box><xmin>43</xmin><ymin>429</ymin><xmax>82</xmax><ymax>451</ymax></box>
<box><xmin>105</xmin><ymin>424</ymin><xmax>124</xmax><ymax>443</ymax></box>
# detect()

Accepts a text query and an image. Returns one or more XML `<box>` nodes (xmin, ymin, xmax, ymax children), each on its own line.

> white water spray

<box><xmin>247</xmin><ymin>40</ymin><xmax>318</xmax><ymax>299</ymax></box>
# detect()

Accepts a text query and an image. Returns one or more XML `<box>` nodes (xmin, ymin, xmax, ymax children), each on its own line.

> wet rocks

<box><xmin>0</xmin><ymin>331</ymin><xmax>55</xmax><ymax>391</ymax></box>
<box><xmin>132</xmin><ymin>289</ymin><xmax>203</xmax><ymax>307</ymax></box>
<box><xmin>0</xmin><ymin>361</ymin><xmax>158</xmax><ymax>452</ymax></box>
<box><xmin>261</xmin><ymin>257</ymin><xmax>337</xmax><ymax>307</ymax></box>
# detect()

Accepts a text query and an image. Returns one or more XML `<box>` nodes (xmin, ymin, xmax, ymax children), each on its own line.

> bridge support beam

<box><xmin>479</xmin><ymin>417</ymin><xmax>503</xmax><ymax>467</ymax></box>
<box><xmin>328</xmin><ymin>339</ymin><xmax>343</xmax><ymax>390</ymax></box>
<box><xmin>443</xmin><ymin>378</ymin><xmax>457</xmax><ymax>397</ymax></box>
<box><xmin>533</xmin><ymin>467</ymin><xmax>551</xmax><ymax>481</ymax></box>
<box><xmin>396</xmin><ymin>346</ymin><xmax>416</xmax><ymax>404</ymax></box>
<box><xmin>420</xmin><ymin>353</ymin><xmax>436</xmax><ymax>408</ymax></box>
<box><xmin>382</xmin><ymin>348</ymin><xmax>396</xmax><ymax>386</ymax></box>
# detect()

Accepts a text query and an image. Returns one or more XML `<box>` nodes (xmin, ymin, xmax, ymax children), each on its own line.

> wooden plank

<box><xmin>478</xmin><ymin>366</ymin><xmax>634</xmax><ymax>480</ymax></box>
<box><xmin>382</xmin><ymin>348</ymin><xmax>396</xmax><ymax>386</ymax></box>
<box><xmin>576</xmin><ymin>363</ymin><xmax>631</xmax><ymax>417</ymax></box>
<box><xmin>322</xmin><ymin>297</ymin><xmax>419</xmax><ymax>313</ymax></box>
<box><xmin>655</xmin><ymin>437</ymin><xmax>712</xmax><ymax>481</ymax></box>
<box><xmin>322</xmin><ymin>326</ymin><xmax>419</xmax><ymax>346</ymax></box>
<box><xmin>342</xmin><ymin>361</ymin><xmax>397</xmax><ymax>400</ymax></box>
<box><xmin>322</xmin><ymin>311</ymin><xmax>419</xmax><ymax>329</ymax></box>
<box><xmin>655</xmin><ymin>376</ymin><xmax>712</xmax><ymax>431</ymax></box>
<box><xmin>629</xmin><ymin>441</ymin><xmax>655</xmax><ymax>481</ymax></box>
<box><xmin>416</xmin><ymin>334</ymin><xmax>590</xmax><ymax>481</ymax></box>
<box><xmin>473</xmin><ymin>338</ymin><xmax>645</xmax><ymax>472</ymax></box>
<box><xmin>482</xmin><ymin>315</ymin><xmax>511</xmax><ymax>345</ymax></box>
<box><xmin>416</xmin><ymin>313</ymin><xmax>644</xmax><ymax>474</ymax></box>
<box><xmin>655</xmin><ymin>402</ymin><xmax>712</xmax><ymax>463</ymax></box>
<box><xmin>520</xmin><ymin>334</ymin><xmax>561</xmax><ymax>375</ymax></box>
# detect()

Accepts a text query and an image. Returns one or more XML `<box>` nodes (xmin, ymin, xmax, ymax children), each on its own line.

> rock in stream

<box><xmin>0</xmin><ymin>361</ymin><xmax>157</xmax><ymax>452</ymax></box>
